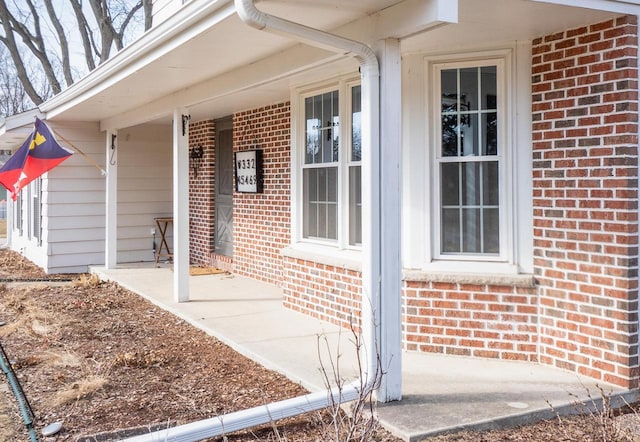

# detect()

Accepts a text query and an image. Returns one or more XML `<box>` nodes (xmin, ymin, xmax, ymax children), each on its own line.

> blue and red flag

<box><xmin>0</xmin><ymin>118</ymin><xmax>73</xmax><ymax>200</ymax></box>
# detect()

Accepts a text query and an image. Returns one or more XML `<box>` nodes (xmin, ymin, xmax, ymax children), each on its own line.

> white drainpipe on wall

<box><xmin>123</xmin><ymin>1</ymin><xmax>382</xmax><ymax>441</ymax></box>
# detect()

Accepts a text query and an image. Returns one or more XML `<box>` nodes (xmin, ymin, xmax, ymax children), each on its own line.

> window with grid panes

<box><xmin>301</xmin><ymin>82</ymin><xmax>361</xmax><ymax>247</ymax></box>
<box><xmin>437</xmin><ymin>63</ymin><xmax>501</xmax><ymax>257</ymax></box>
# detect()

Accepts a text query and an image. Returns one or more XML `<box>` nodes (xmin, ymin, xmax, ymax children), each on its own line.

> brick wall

<box><xmin>189</xmin><ymin>120</ymin><xmax>215</xmax><ymax>266</ymax></box>
<box><xmin>183</xmin><ymin>16</ymin><xmax>639</xmax><ymax>388</ymax></box>
<box><xmin>403</xmin><ymin>280</ymin><xmax>538</xmax><ymax>360</ymax></box>
<box><xmin>532</xmin><ymin>16</ymin><xmax>639</xmax><ymax>388</ymax></box>
<box><xmin>282</xmin><ymin>258</ymin><xmax>363</xmax><ymax>330</ymax></box>
<box><xmin>232</xmin><ymin>103</ymin><xmax>291</xmax><ymax>285</ymax></box>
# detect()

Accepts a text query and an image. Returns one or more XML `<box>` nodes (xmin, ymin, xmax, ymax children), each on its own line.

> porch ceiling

<box><xmin>40</xmin><ymin>0</ymin><xmax>623</xmax><ymax>129</ymax></box>
<box><xmin>402</xmin><ymin>0</ymin><xmax>622</xmax><ymax>53</ymax></box>
<box><xmin>40</xmin><ymin>0</ymin><xmax>403</xmax><ymax>126</ymax></box>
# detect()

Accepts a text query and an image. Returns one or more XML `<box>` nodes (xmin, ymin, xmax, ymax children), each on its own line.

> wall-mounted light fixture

<box><xmin>190</xmin><ymin>145</ymin><xmax>204</xmax><ymax>177</ymax></box>
<box><xmin>181</xmin><ymin>114</ymin><xmax>191</xmax><ymax>136</ymax></box>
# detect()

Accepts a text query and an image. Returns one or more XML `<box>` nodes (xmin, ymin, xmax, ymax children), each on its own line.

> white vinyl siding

<box><xmin>11</xmin><ymin>122</ymin><xmax>106</xmax><ymax>273</ymax></box>
<box><xmin>117</xmin><ymin>124</ymin><xmax>173</xmax><ymax>263</ymax></box>
<box><xmin>43</xmin><ymin>123</ymin><xmax>105</xmax><ymax>272</ymax></box>
<box><xmin>9</xmin><ymin>121</ymin><xmax>174</xmax><ymax>273</ymax></box>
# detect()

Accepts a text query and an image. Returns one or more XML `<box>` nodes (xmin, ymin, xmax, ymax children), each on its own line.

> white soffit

<box><xmin>40</xmin><ymin>0</ymin><xmax>405</xmax><ymax>125</ymax></box>
<box><xmin>99</xmin><ymin>0</ymin><xmax>458</xmax><ymax>129</ymax></box>
<box><xmin>402</xmin><ymin>0</ymin><xmax>623</xmax><ymax>53</ymax></box>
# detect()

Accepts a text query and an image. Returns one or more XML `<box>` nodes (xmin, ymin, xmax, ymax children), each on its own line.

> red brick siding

<box><xmin>232</xmin><ymin>103</ymin><xmax>291</xmax><ymax>285</ymax></box>
<box><xmin>189</xmin><ymin>120</ymin><xmax>215</xmax><ymax>266</ymax></box>
<box><xmin>532</xmin><ymin>16</ymin><xmax>639</xmax><ymax>388</ymax></box>
<box><xmin>403</xmin><ymin>281</ymin><xmax>538</xmax><ymax>360</ymax></box>
<box><xmin>282</xmin><ymin>258</ymin><xmax>363</xmax><ymax>330</ymax></box>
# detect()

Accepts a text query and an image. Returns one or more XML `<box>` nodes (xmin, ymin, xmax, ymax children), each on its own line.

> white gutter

<box><xmin>123</xmin><ymin>1</ymin><xmax>382</xmax><ymax>441</ymax></box>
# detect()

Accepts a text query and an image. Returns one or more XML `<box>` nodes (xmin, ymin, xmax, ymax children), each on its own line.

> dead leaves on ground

<box><xmin>0</xmin><ymin>249</ymin><xmax>322</xmax><ymax>441</ymax></box>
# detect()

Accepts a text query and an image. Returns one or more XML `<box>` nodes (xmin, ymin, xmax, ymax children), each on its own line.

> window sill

<box><xmin>281</xmin><ymin>243</ymin><xmax>362</xmax><ymax>272</ymax></box>
<box><xmin>404</xmin><ymin>268</ymin><xmax>536</xmax><ymax>288</ymax></box>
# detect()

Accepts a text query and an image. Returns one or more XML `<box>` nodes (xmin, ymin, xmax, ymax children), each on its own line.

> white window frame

<box><xmin>425</xmin><ymin>49</ymin><xmax>517</xmax><ymax>274</ymax></box>
<box><xmin>14</xmin><ymin>190</ymin><xmax>23</xmax><ymax>236</ymax></box>
<box><xmin>29</xmin><ymin>178</ymin><xmax>42</xmax><ymax>246</ymax></box>
<box><xmin>290</xmin><ymin>76</ymin><xmax>362</xmax><ymax>259</ymax></box>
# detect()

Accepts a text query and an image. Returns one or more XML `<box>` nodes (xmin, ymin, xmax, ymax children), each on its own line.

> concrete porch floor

<box><xmin>90</xmin><ymin>264</ymin><xmax>633</xmax><ymax>442</ymax></box>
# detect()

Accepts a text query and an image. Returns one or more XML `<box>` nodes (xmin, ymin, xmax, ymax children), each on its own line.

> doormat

<box><xmin>189</xmin><ymin>267</ymin><xmax>228</xmax><ymax>276</ymax></box>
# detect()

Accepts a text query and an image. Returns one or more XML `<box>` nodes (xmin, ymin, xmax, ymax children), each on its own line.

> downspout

<box><xmin>234</xmin><ymin>0</ymin><xmax>381</xmax><ymax>390</ymax></box>
<box><xmin>123</xmin><ymin>1</ymin><xmax>381</xmax><ymax>441</ymax></box>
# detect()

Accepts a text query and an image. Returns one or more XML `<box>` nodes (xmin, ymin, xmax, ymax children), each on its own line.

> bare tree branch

<box><xmin>0</xmin><ymin>62</ymin><xmax>31</xmax><ymax>116</ymax></box>
<box><xmin>0</xmin><ymin>0</ymin><xmax>149</xmax><ymax>111</ymax></box>
<box><xmin>43</xmin><ymin>0</ymin><xmax>73</xmax><ymax>87</ymax></box>
<box><xmin>5</xmin><ymin>0</ymin><xmax>61</xmax><ymax>94</ymax></box>
<box><xmin>0</xmin><ymin>0</ymin><xmax>43</xmax><ymax>104</ymax></box>
<box><xmin>88</xmin><ymin>0</ymin><xmax>114</xmax><ymax>64</ymax></box>
<box><xmin>69</xmin><ymin>0</ymin><xmax>96</xmax><ymax>71</ymax></box>
<box><xmin>117</xmin><ymin>2</ymin><xmax>143</xmax><ymax>50</ymax></box>
<box><xmin>143</xmin><ymin>0</ymin><xmax>152</xmax><ymax>31</ymax></box>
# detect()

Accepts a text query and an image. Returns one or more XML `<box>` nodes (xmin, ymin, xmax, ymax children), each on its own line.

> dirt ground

<box><xmin>0</xmin><ymin>248</ymin><xmax>638</xmax><ymax>442</ymax></box>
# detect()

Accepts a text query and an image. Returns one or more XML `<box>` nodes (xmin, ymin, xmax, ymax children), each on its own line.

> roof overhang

<box><xmin>0</xmin><ymin>109</ymin><xmax>43</xmax><ymax>149</ymax></box>
<box><xmin>530</xmin><ymin>0</ymin><xmax>640</xmax><ymax>14</ymax></box>
<box><xmin>0</xmin><ymin>0</ymin><xmax>629</xmax><ymax>142</ymax></box>
<box><xmin>401</xmin><ymin>0</ymin><xmax>625</xmax><ymax>53</ymax></box>
<box><xmin>40</xmin><ymin>0</ymin><xmax>421</xmax><ymax>128</ymax></box>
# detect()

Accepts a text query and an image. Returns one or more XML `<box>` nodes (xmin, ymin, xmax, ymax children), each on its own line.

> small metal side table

<box><xmin>154</xmin><ymin>217</ymin><xmax>173</xmax><ymax>263</ymax></box>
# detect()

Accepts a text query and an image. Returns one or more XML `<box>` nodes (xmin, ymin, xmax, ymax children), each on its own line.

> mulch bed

<box><xmin>0</xmin><ymin>249</ymin><xmax>396</xmax><ymax>441</ymax></box>
<box><xmin>0</xmin><ymin>248</ymin><xmax>638</xmax><ymax>442</ymax></box>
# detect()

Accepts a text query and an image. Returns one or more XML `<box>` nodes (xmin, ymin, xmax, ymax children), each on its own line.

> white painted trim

<box><xmin>372</xmin><ymin>0</ymin><xmax>458</xmax><ymax>39</ymax></box>
<box><xmin>105</xmin><ymin>130</ymin><xmax>118</xmax><ymax>269</ymax></box>
<box><xmin>0</xmin><ymin>109</ymin><xmax>42</xmax><ymax>132</ymax></box>
<box><xmin>281</xmin><ymin>245</ymin><xmax>362</xmax><ymax>271</ymax></box>
<box><xmin>173</xmin><ymin>108</ymin><xmax>190</xmax><ymax>302</ymax></box>
<box><xmin>423</xmin><ymin>48</ymin><xmax>521</xmax><ymax>274</ymax></box>
<box><xmin>530</xmin><ymin>0</ymin><xmax>640</xmax><ymax>14</ymax></box>
<box><xmin>402</xmin><ymin>53</ymin><xmax>428</xmax><ymax>268</ymax></box>
<box><xmin>514</xmin><ymin>41</ymin><xmax>534</xmax><ymax>274</ymax></box>
<box><xmin>376</xmin><ymin>38</ymin><xmax>403</xmax><ymax>402</ymax></box>
<box><xmin>403</xmin><ymin>269</ymin><xmax>536</xmax><ymax>287</ymax></box>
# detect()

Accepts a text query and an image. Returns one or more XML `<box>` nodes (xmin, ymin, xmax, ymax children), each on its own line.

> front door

<box><xmin>215</xmin><ymin>117</ymin><xmax>234</xmax><ymax>257</ymax></box>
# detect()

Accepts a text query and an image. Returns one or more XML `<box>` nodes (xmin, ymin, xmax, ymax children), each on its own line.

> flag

<box><xmin>0</xmin><ymin>117</ymin><xmax>73</xmax><ymax>200</ymax></box>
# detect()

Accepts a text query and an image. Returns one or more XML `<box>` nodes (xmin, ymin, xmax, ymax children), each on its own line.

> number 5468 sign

<box><xmin>234</xmin><ymin>149</ymin><xmax>263</xmax><ymax>193</ymax></box>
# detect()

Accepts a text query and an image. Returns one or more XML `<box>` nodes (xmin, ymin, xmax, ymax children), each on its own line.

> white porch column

<box><xmin>173</xmin><ymin>108</ymin><xmax>190</xmax><ymax>302</ymax></box>
<box><xmin>105</xmin><ymin>130</ymin><xmax>118</xmax><ymax>269</ymax></box>
<box><xmin>376</xmin><ymin>38</ymin><xmax>403</xmax><ymax>402</ymax></box>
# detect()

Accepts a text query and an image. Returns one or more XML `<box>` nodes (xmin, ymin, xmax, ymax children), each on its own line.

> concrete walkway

<box><xmin>91</xmin><ymin>265</ymin><xmax>633</xmax><ymax>442</ymax></box>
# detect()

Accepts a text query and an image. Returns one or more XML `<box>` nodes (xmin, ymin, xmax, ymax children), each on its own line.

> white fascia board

<box><xmin>2</xmin><ymin>109</ymin><xmax>43</xmax><ymax>131</ymax></box>
<box><xmin>40</xmin><ymin>0</ymin><xmax>235</xmax><ymax>122</ymax></box>
<box><xmin>530</xmin><ymin>0</ymin><xmax>640</xmax><ymax>14</ymax></box>
<box><xmin>0</xmin><ymin>109</ymin><xmax>43</xmax><ymax>149</ymax></box>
